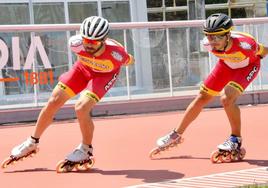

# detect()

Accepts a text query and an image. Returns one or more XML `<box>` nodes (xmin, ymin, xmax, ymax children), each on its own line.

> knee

<box><xmin>195</xmin><ymin>93</ymin><xmax>213</xmax><ymax>105</ymax></box>
<box><xmin>75</xmin><ymin>101</ymin><xmax>91</xmax><ymax>116</ymax></box>
<box><xmin>220</xmin><ymin>95</ymin><xmax>234</xmax><ymax>107</ymax></box>
<box><xmin>46</xmin><ymin>96</ymin><xmax>63</xmax><ymax>108</ymax></box>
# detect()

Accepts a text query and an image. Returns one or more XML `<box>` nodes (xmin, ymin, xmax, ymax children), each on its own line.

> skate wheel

<box><xmin>75</xmin><ymin>158</ymin><xmax>94</xmax><ymax>171</ymax></box>
<box><xmin>210</xmin><ymin>150</ymin><xmax>222</xmax><ymax>163</ymax></box>
<box><xmin>20</xmin><ymin>157</ymin><xmax>25</xmax><ymax>161</ymax></box>
<box><xmin>86</xmin><ymin>157</ymin><xmax>95</xmax><ymax>168</ymax></box>
<box><xmin>30</xmin><ymin>148</ymin><xmax>39</xmax><ymax>156</ymax></box>
<box><xmin>149</xmin><ymin>147</ymin><xmax>161</xmax><ymax>159</ymax></box>
<box><xmin>231</xmin><ymin>151</ymin><xmax>238</xmax><ymax>161</ymax></box>
<box><xmin>75</xmin><ymin>163</ymin><xmax>87</xmax><ymax>171</ymax></box>
<box><xmin>1</xmin><ymin>157</ymin><xmax>13</xmax><ymax>169</ymax></box>
<box><xmin>75</xmin><ymin>157</ymin><xmax>95</xmax><ymax>171</ymax></box>
<box><xmin>56</xmin><ymin>160</ymin><xmax>67</xmax><ymax>173</ymax></box>
<box><xmin>239</xmin><ymin>148</ymin><xmax>246</xmax><ymax>160</ymax></box>
<box><xmin>56</xmin><ymin>160</ymin><xmax>74</xmax><ymax>173</ymax></box>
<box><xmin>221</xmin><ymin>152</ymin><xmax>232</xmax><ymax>163</ymax></box>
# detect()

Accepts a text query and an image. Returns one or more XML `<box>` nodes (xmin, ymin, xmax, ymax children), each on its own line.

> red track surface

<box><xmin>1</xmin><ymin>105</ymin><xmax>268</xmax><ymax>188</ymax></box>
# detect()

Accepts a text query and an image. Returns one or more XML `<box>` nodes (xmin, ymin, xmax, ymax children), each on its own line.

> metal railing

<box><xmin>0</xmin><ymin>17</ymin><xmax>268</xmax><ymax>109</ymax></box>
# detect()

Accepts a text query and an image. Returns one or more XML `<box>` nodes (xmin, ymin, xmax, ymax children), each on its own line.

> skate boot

<box><xmin>1</xmin><ymin>136</ymin><xmax>39</xmax><ymax>168</ymax></box>
<box><xmin>56</xmin><ymin>143</ymin><xmax>95</xmax><ymax>173</ymax></box>
<box><xmin>210</xmin><ymin>135</ymin><xmax>246</xmax><ymax>163</ymax></box>
<box><xmin>149</xmin><ymin>130</ymin><xmax>183</xmax><ymax>159</ymax></box>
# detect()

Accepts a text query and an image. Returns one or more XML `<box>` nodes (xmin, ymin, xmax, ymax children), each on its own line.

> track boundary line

<box><xmin>125</xmin><ymin>167</ymin><xmax>268</xmax><ymax>188</ymax></box>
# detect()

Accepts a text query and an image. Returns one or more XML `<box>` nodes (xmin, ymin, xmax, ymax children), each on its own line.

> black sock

<box><xmin>31</xmin><ymin>136</ymin><xmax>40</xmax><ymax>143</ymax></box>
<box><xmin>87</xmin><ymin>145</ymin><xmax>93</xmax><ymax>156</ymax></box>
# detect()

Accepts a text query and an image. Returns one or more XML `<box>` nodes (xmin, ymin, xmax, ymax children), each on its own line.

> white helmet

<box><xmin>80</xmin><ymin>16</ymin><xmax>110</xmax><ymax>40</ymax></box>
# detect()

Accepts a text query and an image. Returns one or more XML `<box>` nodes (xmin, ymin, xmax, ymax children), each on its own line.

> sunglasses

<box><xmin>205</xmin><ymin>34</ymin><xmax>226</xmax><ymax>41</ymax></box>
<box><xmin>82</xmin><ymin>38</ymin><xmax>102</xmax><ymax>45</ymax></box>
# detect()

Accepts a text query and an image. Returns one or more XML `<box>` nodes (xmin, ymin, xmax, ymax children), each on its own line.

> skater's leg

<box><xmin>211</xmin><ymin>87</ymin><xmax>243</xmax><ymax>163</ymax></box>
<box><xmin>75</xmin><ymin>94</ymin><xmax>96</xmax><ymax>145</ymax></box>
<box><xmin>55</xmin><ymin>92</ymin><xmax>97</xmax><ymax>173</ymax></box>
<box><xmin>9</xmin><ymin>86</ymin><xmax>70</xmax><ymax>159</ymax></box>
<box><xmin>157</xmin><ymin>91</ymin><xmax>214</xmax><ymax>148</ymax></box>
<box><xmin>220</xmin><ymin>85</ymin><xmax>241</xmax><ymax>137</ymax></box>
<box><xmin>32</xmin><ymin>86</ymin><xmax>71</xmax><ymax>138</ymax></box>
<box><xmin>175</xmin><ymin>91</ymin><xmax>214</xmax><ymax>134</ymax></box>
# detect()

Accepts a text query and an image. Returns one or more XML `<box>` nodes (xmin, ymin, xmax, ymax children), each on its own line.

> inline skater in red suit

<box><xmin>152</xmin><ymin>13</ymin><xmax>268</xmax><ymax>162</ymax></box>
<box><xmin>2</xmin><ymin>16</ymin><xmax>134</xmax><ymax>172</ymax></box>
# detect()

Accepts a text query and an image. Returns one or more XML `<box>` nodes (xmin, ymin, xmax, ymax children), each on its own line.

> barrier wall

<box><xmin>0</xmin><ymin>17</ymin><xmax>268</xmax><ymax>123</ymax></box>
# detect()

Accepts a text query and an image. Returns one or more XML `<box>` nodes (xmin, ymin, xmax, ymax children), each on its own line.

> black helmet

<box><xmin>203</xmin><ymin>13</ymin><xmax>233</xmax><ymax>35</ymax></box>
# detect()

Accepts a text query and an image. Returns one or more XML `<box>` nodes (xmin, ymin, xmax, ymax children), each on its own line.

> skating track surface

<box><xmin>1</xmin><ymin>105</ymin><xmax>268</xmax><ymax>188</ymax></box>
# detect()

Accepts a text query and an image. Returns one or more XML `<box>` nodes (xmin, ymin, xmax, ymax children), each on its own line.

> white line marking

<box><xmin>125</xmin><ymin>167</ymin><xmax>268</xmax><ymax>188</ymax></box>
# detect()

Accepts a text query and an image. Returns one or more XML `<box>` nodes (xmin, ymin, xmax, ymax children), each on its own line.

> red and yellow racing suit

<box><xmin>202</xmin><ymin>31</ymin><xmax>264</xmax><ymax>95</ymax></box>
<box><xmin>58</xmin><ymin>35</ymin><xmax>134</xmax><ymax>102</ymax></box>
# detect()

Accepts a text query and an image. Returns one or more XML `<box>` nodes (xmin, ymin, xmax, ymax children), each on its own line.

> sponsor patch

<box><xmin>246</xmin><ymin>66</ymin><xmax>258</xmax><ymax>81</ymax></box>
<box><xmin>58</xmin><ymin>83</ymin><xmax>66</xmax><ymax>90</ymax></box>
<box><xmin>239</xmin><ymin>42</ymin><xmax>252</xmax><ymax>50</ymax></box>
<box><xmin>78</xmin><ymin>55</ymin><xmax>114</xmax><ymax>72</ymax></box>
<box><xmin>111</xmin><ymin>51</ymin><xmax>123</xmax><ymax>62</ymax></box>
<box><xmin>84</xmin><ymin>91</ymin><xmax>100</xmax><ymax>103</ymax></box>
<box><xmin>105</xmin><ymin>74</ymin><xmax>118</xmax><ymax>91</ymax></box>
<box><xmin>70</xmin><ymin>36</ymin><xmax>82</xmax><ymax>47</ymax></box>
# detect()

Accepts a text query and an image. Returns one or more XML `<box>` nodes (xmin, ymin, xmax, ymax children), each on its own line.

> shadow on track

<box><xmin>4</xmin><ymin>168</ymin><xmax>54</xmax><ymax>173</ymax></box>
<box><xmin>150</xmin><ymin>155</ymin><xmax>209</xmax><ymax>161</ymax></box>
<box><xmin>92</xmin><ymin>168</ymin><xmax>184</xmax><ymax>183</ymax></box>
<box><xmin>244</xmin><ymin>159</ymin><xmax>268</xmax><ymax>167</ymax></box>
<box><xmin>69</xmin><ymin>168</ymin><xmax>184</xmax><ymax>183</ymax></box>
<box><xmin>3</xmin><ymin>167</ymin><xmax>184</xmax><ymax>183</ymax></box>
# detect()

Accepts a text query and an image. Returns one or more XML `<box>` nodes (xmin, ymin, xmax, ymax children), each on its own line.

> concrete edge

<box><xmin>1</xmin><ymin>91</ymin><xmax>268</xmax><ymax>125</ymax></box>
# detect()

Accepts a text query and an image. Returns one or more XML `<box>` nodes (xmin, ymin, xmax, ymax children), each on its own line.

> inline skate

<box><xmin>1</xmin><ymin>137</ymin><xmax>39</xmax><ymax>168</ymax></box>
<box><xmin>56</xmin><ymin>143</ymin><xmax>95</xmax><ymax>173</ymax></box>
<box><xmin>149</xmin><ymin>130</ymin><xmax>183</xmax><ymax>159</ymax></box>
<box><xmin>210</xmin><ymin>135</ymin><xmax>246</xmax><ymax>163</ymax></box>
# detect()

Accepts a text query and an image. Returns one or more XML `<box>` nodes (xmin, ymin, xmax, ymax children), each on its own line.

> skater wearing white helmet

<box><xmin>2</xmin><ymin>16</ymin><xmax>134</xmax><ymax>172</ymax></box>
